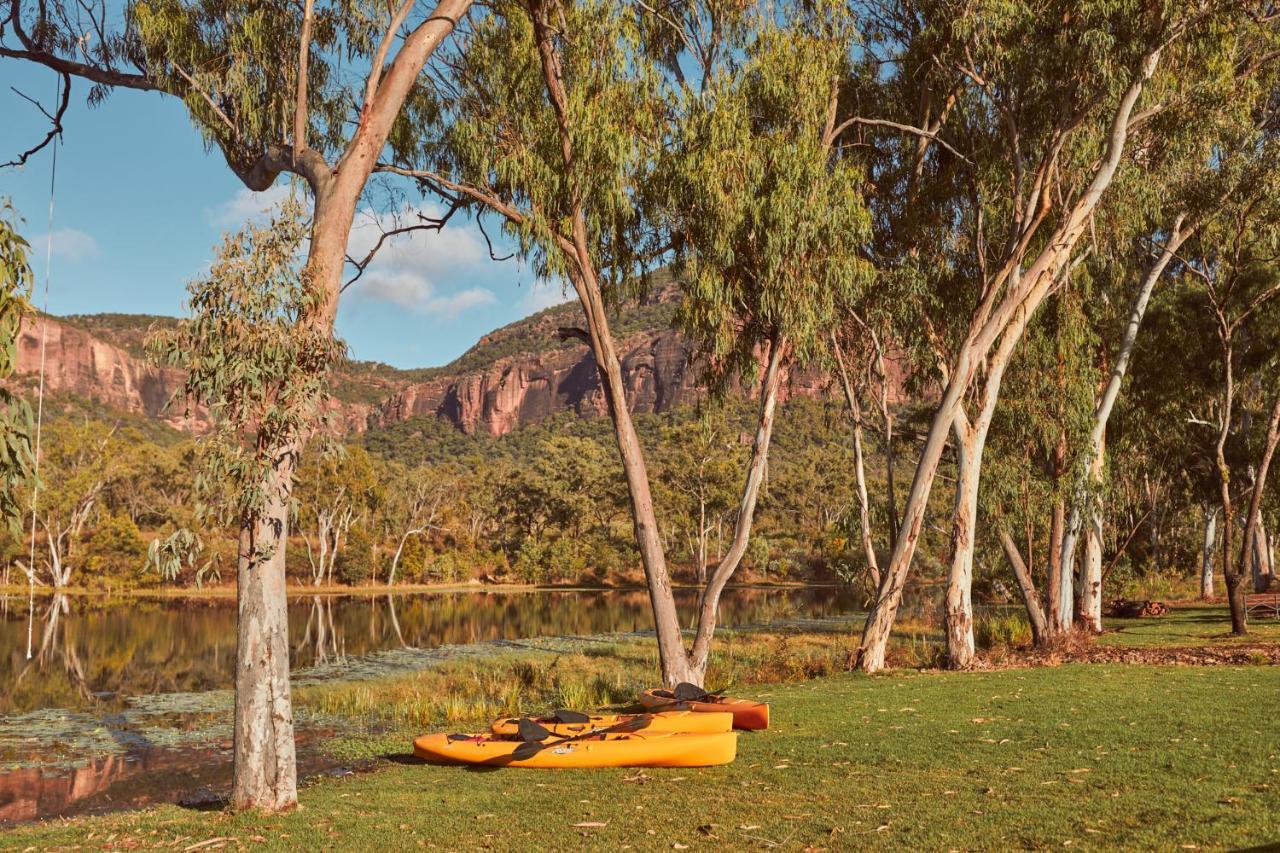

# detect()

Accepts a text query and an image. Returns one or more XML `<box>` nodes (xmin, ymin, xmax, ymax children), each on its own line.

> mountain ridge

<box><xmin>17</xmin><ymin>281</ymin><xmax>874</xmax><ymax>436</ymax></box>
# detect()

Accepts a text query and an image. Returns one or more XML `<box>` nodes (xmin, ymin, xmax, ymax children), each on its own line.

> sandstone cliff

<box><xmin>15</xmin><ymin>315</ymin><xmax>206</xmax><ymax>431</ymax></box>
<box><xmin>13</xmin><ymin>295</ymin><xmax>901</xmax><ymax>437</ymax></box>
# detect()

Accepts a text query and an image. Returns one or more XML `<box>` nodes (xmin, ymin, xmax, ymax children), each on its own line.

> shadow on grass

<box><xmin>382</xmin><ymin>752</ymin><xmax>509</xmax><ymax>773</ymax></box>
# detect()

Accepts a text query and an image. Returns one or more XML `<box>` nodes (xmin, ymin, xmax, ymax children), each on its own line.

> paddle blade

<box><xmin>551</xmin><ymin>709</ymin><xmax>592</xmax><ymax>724</ymax></box>
<box><xmin>510</xmin><ymin>739</ymin><xmax>545</xmax><ymax>761</ymax></box>
<box><xmin>672</xmin><ymin>681</ymin><xmax>710</xmax><ymax>702</ymax></box>
<box><xmin>516</xmin><ymin>718</ymin><xmax>552</xmax><ymax>742</ymax></box>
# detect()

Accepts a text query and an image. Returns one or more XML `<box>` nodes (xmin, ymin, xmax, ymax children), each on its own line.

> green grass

<box><xmin>1100</xmin><ymin>605</ymin><xmax>1280</xmax><ymax>647</ymax></box>
<box><xmin>5</xmin><ymin>662</ymin><xmax>1278</xmax><ymax>851</ymax></box>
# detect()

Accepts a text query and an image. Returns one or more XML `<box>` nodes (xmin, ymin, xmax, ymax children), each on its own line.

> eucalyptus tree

<box><xmin>1171</xmin><ymin>169</ymin><xmax>1280</xmax><ymax>633</ymax></box>
<box><xmin>0</xmin><ymin>202</ymin><xmax>35</xmax><ymax>539</ymax></box>
<box><xmin>386</xmin><ymin>0</ymin><xmax>869</xmax><ymax>684</ymax></box>
<box><xmin>852</xmin><ymin>0</ymin><xmax>1264</xmax><ymax>672</ymax></box>
<box><xmin>3</xmin><ymin>0</ymin><xmax>473</xmax><ymax>810</ymax></box>
<box><xmin>149</xmin><ymin>202</ymin><xmax>346</xmax><ymax>811</ymax></box>
<box><xmin>652</xmin><ymin>413</ymin><xmax>743</xmax><ymax>583</ymax></box>
<box><xmin>295</xmin><ymin>446</ymin><xmax>382</xmax><ymax>585</ymax></box>
<box><xmin>1058</xmin><ymin>43</ymin><xmax>1280</xmax><ymax>631</ymax></box>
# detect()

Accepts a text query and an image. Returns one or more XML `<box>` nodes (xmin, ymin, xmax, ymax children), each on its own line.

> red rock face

<box><xmin>15</xmin><ymin>316</ymin><xmax>209</xmax><ymax>431</ymax></box>
<box><xmin>369</xmin><ymin>328</ymin><xmax>860</xmax><ymax>437</ymax></box>
<box><xmin>13</xmin><ymin>312</ymin><xmax>908</xmax><ymax>438</ymax></box>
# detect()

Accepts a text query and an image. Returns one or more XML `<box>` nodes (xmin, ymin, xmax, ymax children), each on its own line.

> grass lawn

<box><xmin>1101</xmin><ymin>605</ymin><xmax>1280</xmax><ymax>647</ymax></box>
<box><xmin>4</xmin><ymin>662</ymin><xmax>1277</xmax><ymax>851</ymax></box>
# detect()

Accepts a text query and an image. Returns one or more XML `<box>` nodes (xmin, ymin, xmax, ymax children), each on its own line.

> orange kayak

<box><xmin>490</xmin><ymin>710</ymin><xmax>733</xmax><ymax>737</ymax></box>
<box><xmin>413</xmin><ymin>730</ymin><xmax>738</xmax><ymax>768</ymax></box>
<box><xmin>639</xmin><ymin>688</ymin><xmax>769</xmax><ymax>730</ymax></box>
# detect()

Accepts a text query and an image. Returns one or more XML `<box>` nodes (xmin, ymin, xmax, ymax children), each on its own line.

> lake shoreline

<box><xmin>0</xmin><ymin>579</ymin><xmax>844</xmax><ymax>599</ymax></box>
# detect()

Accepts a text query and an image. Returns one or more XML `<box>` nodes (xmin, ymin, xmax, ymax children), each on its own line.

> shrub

<box><xmin>745</xmin><ymin>536</ymin><xmax>770</xmax><ymax>571</ymax></box>
<box><xmin>83</xmin><ymin>514</ymin><xmax>147</xmax><ymax>580</ymax></box>
<box><xmin>335</xmin><ymin>525</ymin><xmax>374</xmax><ymax>585</ymax></box>
<box><xmin>975</xmin><ymin>611</ymin><xmax>1032</xmax><ymax>650</ymax></box>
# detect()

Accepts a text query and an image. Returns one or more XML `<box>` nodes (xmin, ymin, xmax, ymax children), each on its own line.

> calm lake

<box><xmin>0</xmin><ymin>585</ymin><xmax>864</xmax><ymax>823</ymax></box>
<box><xmin>0</xmin><ymin>586</ymin><xmax>864</xmax><ymax>715</ymax></box>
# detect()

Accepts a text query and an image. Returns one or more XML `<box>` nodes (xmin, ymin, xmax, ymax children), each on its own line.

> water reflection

<box><xmin>0</xmin><ymin>586</ymin><xmax>863</xmax><ymax>716</ymax></box>
<box><xmin>0</xmin><ymin>731</ymin><xmax>346</xmax><ymax>825</ymax></box>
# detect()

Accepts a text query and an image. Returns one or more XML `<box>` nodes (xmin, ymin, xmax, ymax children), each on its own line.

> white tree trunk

<box><xmin>1200</xmin><ymin>505</ymin><xmax>1218</xmax><ymax>599</ymax></box>
<box><xmin>943</xmin><ymin>416</ymin><xmax>980</xmax><ymax>668</ymax></box>
<box><xmin>232</xmin><ymin>459</ymin><xmax>298</xmax><ymax>812</ymax></box>
<box><xmin>1252</xmin><ymin>514</ymin><xmax>1271</xmax><ymax>592</ymax></box>
<box><xmin>1079</xmin><ymin>441</ymin><xmax>1106</xmax><ymax>632</ymax></box>
<box><xmin>1060</xmin><ymin>213</ymin><xmax>1191</xmax><ymax>627</ymax></box>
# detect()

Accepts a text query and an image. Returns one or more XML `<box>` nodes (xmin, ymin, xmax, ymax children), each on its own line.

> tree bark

<box><xmin>942</xmin><ymin>291</ymin><xmax>1024</xmax><ymax>668</ymax></box>
<box><xmin>831</xmin><ymin>334</ymin><xmax>880</xmax><ymax>587</ymax></box>
<box><xmin>1200</xmin><ymin>505</ymin><xmax>1218</xmax><ymax>599</ymax></box>
<box><xmin>1079</xmin><ymin>449</ymin><xmax>1105</xmax><ymax>632</ymax></box>
<box><xmin>944</xmin><ymin>416</ymin><xmax>979</xmax><ymax>668</ymax></box>
<box><xmin>999</xmin><ymin>529</ymin><xmax>1049</xmax><ymax>645</ymax></box>
<box><xmin>232</xmin><ymin>457</ymin><xmax>297</xmax><ymax>812</ymax></box>
<box><xmin>1252</xmin><ymin>514</ymin><xmax>1271</xmax><ymax>592</ymax></box>
<box><xmin>1237</xmin><ymin>396</ymin><xmax>1280</xmax><ymax>620</ymax></box>
<box><xmin>686</xmin><ymin>336</ymin><xmax>788</xmax><ymax>680</ymax></box>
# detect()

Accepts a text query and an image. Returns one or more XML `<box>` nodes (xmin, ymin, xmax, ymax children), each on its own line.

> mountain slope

<box><xmin>15</xmin><ymin>279</ymin><xmax>884</xmax><ymax>436</ymax></box>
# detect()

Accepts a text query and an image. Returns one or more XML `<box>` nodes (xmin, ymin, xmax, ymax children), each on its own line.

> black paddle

<box><xmin>671</xmin><ymin>681</ymin><xmax>730</xmax><ymax>702</ymax></box>
<box><xmin>507</xmin><ymin>711</ymin><xmax>657</xmax><ymax>761</ymax></box>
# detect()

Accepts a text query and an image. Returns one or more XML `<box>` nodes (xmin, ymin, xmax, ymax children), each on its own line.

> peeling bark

<box><xmin>1200</xmin><ymin>505</ymin><xmax>1218</xmax><ymax>599</ymax></box>
<box><xmin>232</xmin><ymin>460</ymin><xmax>297</xmax><ymax>813</ymax></box>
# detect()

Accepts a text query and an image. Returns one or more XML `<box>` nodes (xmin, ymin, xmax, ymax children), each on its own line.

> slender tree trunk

<box><xmin>687</xmin><ymin>337</ymin><xmax>788</xmax><ymax>681</ymax></box>
<box><xmin>999</xmin><ymin>529</ymin><xmax>1049</xmax><ymax>645</ymax></box>
<box><xmin>566</xmin><ymin>270</ymin><xmax>691</xmax><ymax>685</ymax></box>
<box><xmin>944</xmin><ymin>416</ymin><xmax>979</xmax><ymax>668</ymax></box>
<box><xmin>942</xmin><ymin>301</ymin><xmax>1022</xmax><ymax>668</ymax></box>
<box><xmin>1079</xmin><ymin>447</ymin><xmax>1105</xmax><ymax>632</ymax></box>
<box><xmin>232</xmin><ymin>457</ymin><xmax>297</xmax><ymax>812</ymax></box>
<box><xmin>1200</xmin><ymin>505</ymin><xmax>1218</xmax><ymax>599</ymax></box>
<box><xmin>1252</xmin><ymin>515</ymin><xmax>1271</xmax><ymax>592</ymax></box>
<box><xmin>1237</xmin><ymin>396</ymin><xmax>1280</xmax><ymax>618</ymax></box>
<box><xmin>1060</xmin><ymin>213</ymin><xmax>1191</xmax><ymax>612</ymax></box>
<box><xmin>831</xmin><ymin>334</ymin><xmax>880</xmax><ymax>587</ymax></box>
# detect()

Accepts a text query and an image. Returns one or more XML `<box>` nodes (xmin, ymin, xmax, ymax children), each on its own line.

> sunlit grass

<box><xmin>8</xmin><ymin>663</ymin><xmax>1279</xmax><ymax>850</ymax></box>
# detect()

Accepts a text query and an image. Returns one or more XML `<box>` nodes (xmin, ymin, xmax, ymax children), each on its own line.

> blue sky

<box><xmin>0</xmin><ymin>62</ymin><xmax>571</xmax><ymax>369</ymax></box>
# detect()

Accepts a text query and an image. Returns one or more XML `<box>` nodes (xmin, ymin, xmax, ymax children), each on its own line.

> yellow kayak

<box><xmin>489</xmin><ymin>709</ymin><xmax>733</xmax><ymax>737</ymax></box>
<box><xmin>413</xmin><ymin>730</ymin><xmax>738</xmax><ymax>768</ymax></box>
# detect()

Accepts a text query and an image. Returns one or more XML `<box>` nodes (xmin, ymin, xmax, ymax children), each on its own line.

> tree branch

<box><xmin>3</xmin><ymin>71</ymin><xmax>69</xmax><ymax>169</ymax></box>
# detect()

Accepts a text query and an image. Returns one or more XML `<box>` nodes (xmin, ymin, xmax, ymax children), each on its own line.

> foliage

<box><xmin>660</xmin><ymin>4</ymin><xmax>872</xmax><ymax>386</ymax></box>
<box><xmin>147</xmin><ymin>200</ymin><xmax>345</xmax><ymax>541</ymax></box>
<box><xmin>0</xmin><ymin>200</ymin><xmax>36</xmax><ymax>537</ymax></box>
<box><xmin>83</xmin><ymin>514</ymin><xmax>148</xmax><ymax>579</ymax></box>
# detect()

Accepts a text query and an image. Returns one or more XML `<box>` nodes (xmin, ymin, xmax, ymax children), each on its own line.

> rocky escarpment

<box><xmin>15</xmin><ymin>315</ymin><xmax>208</xmax><ymax>431</ymax></box>
<box><xmin>14</xmin><ymin>293</ymin><xmax>905</xmax><ymax>438</ymax></box>
<box><xmin>370</xmin><ymin>327</ymin><xmax>838</xmax><ymax>436</ymax></box>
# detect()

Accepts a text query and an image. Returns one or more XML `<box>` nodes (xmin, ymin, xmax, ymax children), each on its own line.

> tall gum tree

<box><xmin>1058</xmin><ymin>41</ymin><xmax>1280</xmax><ymax>631</ymax></box>
<box><xmin>384</xmin><ymin>0</ymin><xmax>870</xmax><ymax>685</ymax></box>
<box><xmin>1175</xmin><ymin>167</ymin><xmax>1280</xmax><ymax>634</ymax></box>
<box><xmin>851</xmin><ymin>0</ymin><xmax>1259</xmax><ymax>672</ymax></box>
<box><xmin>2</xmin><ymin>0</ymin><xmax>473</xmax><ymax>810</ymax></box>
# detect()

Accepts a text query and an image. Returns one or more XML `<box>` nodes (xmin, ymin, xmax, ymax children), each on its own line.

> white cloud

<box><xmin>27</xmin><ymin>228</ymin><xmax>100</xmax><ymax>262</ymax></box>
<box><xmin>344</xmin><ymin>203</ymin><xmax>497</xmax><ymax>319</ymax></box>
<box><xmin>516</xmin><ymin>279</ymin><xmax>574</xmax><ymax>315</ymax></box>
<box><xmin>207</xmin><ymin>183</ymin><xmax>298</xmax><ymax>227</ymax></box>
